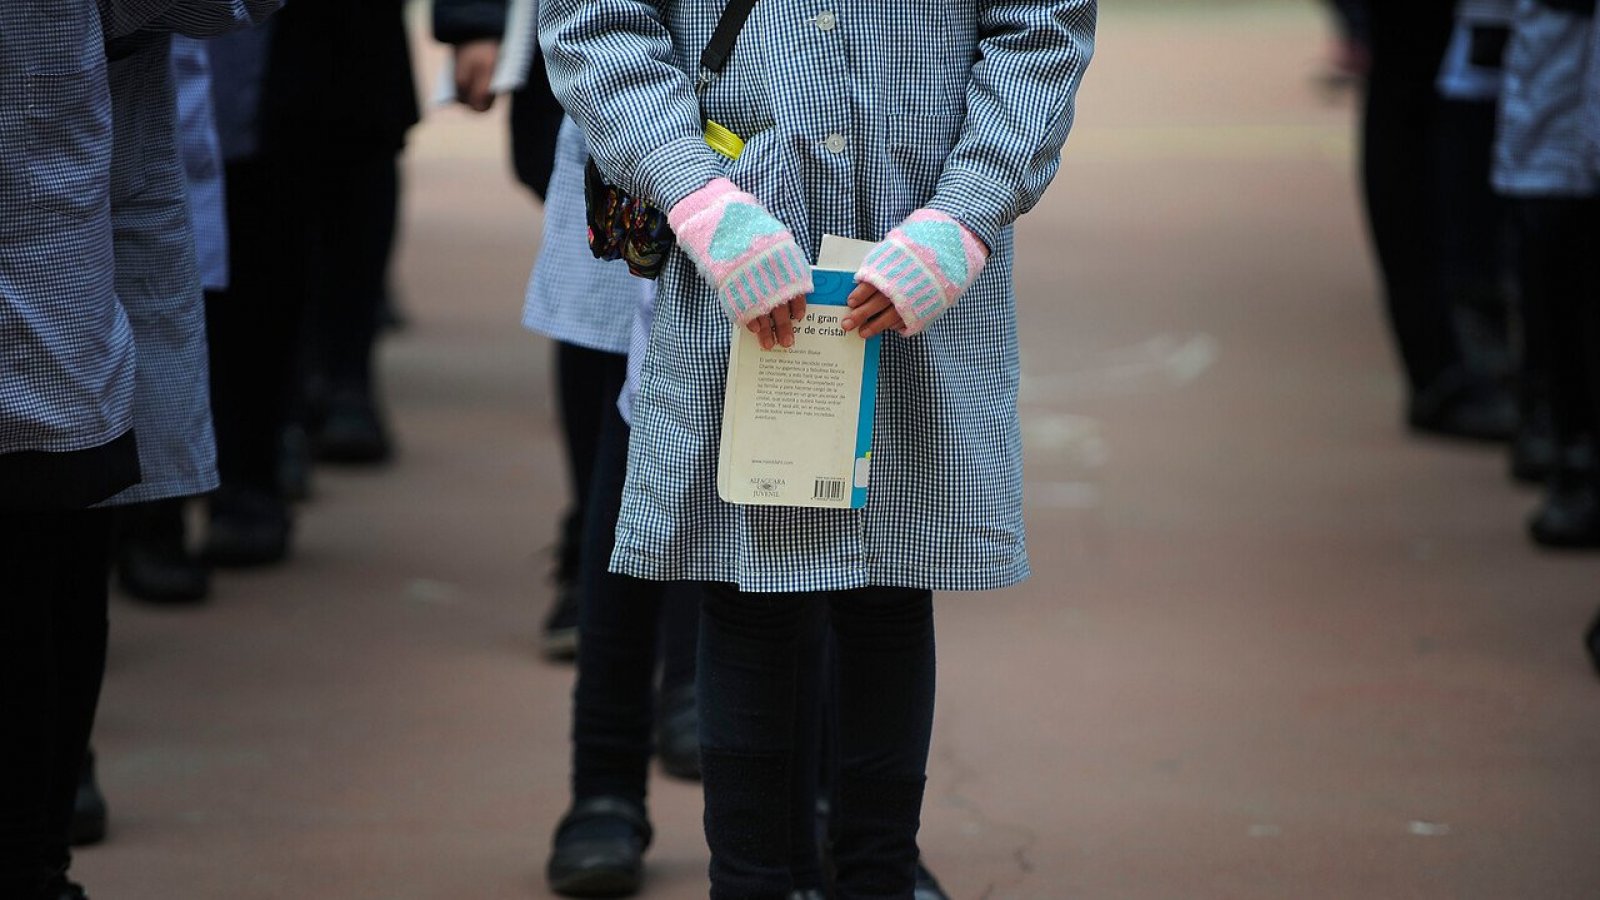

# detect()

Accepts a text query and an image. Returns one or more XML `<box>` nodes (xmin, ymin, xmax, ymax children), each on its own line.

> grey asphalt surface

<box><xmin>77</xmin><ymin>4</ymin><xmax>1600</xmax><ymax>898</ymax></box>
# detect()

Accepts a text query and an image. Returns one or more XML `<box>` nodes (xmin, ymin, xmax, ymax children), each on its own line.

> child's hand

<box><xmin>453</xmin><ymin>39</ymin><xmax>500</xmax><ymax>112</ymax></box>
<box><xmin>668</xmin><ymin>178</ymin><xmax>814</xmax><ymax>345</ymax></box>
<box><xmin>746</xmin><ymin>295</ymin><xmax>809</xmax><ymax>351</ymax></box>
<box><xmin>841</xmin><ymin>284</ymin><xmax>905</xmax><ymax>339</ymax></box>
<box><xmin>854</xmin><ymin>210</ymin><xmax>989</xmax><ymax>336</ymax></box>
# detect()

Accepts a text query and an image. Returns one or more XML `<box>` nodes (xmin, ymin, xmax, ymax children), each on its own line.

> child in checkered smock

<box><xmin>541</xmin><ymin>0</ymin><xmax>1095</xmax><ymax>895</ymax></box>
<box><xmin>1491</xmin><ymin>0</ymin><xmax>1600</xmax><ymax>549</ymax></box>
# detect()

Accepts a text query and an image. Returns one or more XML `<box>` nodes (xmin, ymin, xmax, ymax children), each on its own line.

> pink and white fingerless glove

<box><xmin>668</xmin><ymin>178</ymin><xmax>814</xmax><ymax>324</ymax></box>
<box><xmin>855</xmin><ymin>210</ymin><xmax>989</xmax><ymax>337</ymax></box>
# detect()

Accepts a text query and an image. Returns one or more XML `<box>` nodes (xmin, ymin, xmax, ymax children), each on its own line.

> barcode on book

<box><xmin>813</xmin><ymin>478</ymin><xmax>845</xmax><ymax>502</ymax></box>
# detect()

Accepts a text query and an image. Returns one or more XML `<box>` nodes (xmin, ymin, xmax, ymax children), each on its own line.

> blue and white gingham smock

<box><xmin>522</xmin><ymin>116</ymin><xmax>649</xmax><ymax>354</ymax></box>
<box><xmin>1586</xmin><ymin>1</ymin><xmax>1600</xmax><ymax>163</ymax></box>
<box><xmin>1493</xmin><ymin>0</ymin><xmax>1597</xmax><ymax>198</ymax></box>
<box><xmin>542</xmin><ymin>0</ymin><xmax>1096</xmax><ymax>593</ymax></box>
<box><xmin>1</xmin><ymin>2</ymin><xmax>135</xmax><ymax>458</ymax></box>
<box><xmin>101</xmin><ymin>35</ymin><xmax>219</xmax><ymax>506</ymax></box>
<box><xmin>172</xmin><ymin>36</ymin><xmax>230</xmax><ymax>292</ymax></box>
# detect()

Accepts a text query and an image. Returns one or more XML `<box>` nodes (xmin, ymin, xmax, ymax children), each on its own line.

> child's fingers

<box><xmin>842</xmin><ymin>293</ymin><xmax>893</xmax><ymax>332</ymax></box>
<box><xmin>788</xmin><ymin>294</ymin><xmax>807</xmax><ymax>324</ymax></box>
<box><xmin>858</xmin><ymin>304</ymin><xmax>906</xmax><ymax>339</ymax></box>
<box><xmin>847</xmin><ymin>282</ymin><xmax>876</xmax><ymax>308</ymax></box>
<box><xmin>753</xmin><ymin>313</ymin><xmax>775</xmax><ymax>350</ymax></box>
<box><xmin>772</xmin><ymin>302</ymin><xmax>795</xmax><ymax>348</ymax></box>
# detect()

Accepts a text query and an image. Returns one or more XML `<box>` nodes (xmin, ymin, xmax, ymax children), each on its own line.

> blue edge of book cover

<box><xmin>810</xmin><ymin>269</ymin><xmax>881</xmax><ymax>510</ymax></box>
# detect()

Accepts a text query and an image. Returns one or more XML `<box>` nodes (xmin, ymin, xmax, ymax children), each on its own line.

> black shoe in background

<box><xmin>42</xmin><ymin>870</ymin><xmax>91</xmax><ymax>900</ymax></box>
<box><xmin>1407</xmin><ymin>372</ymin><xmax>1517</xmax><ymax>443</ymax></box>
<box><xmin>203</xmin><ymin>487</ymin><xmax>292</xmax><ymax>567</ymax></box>
<box><xmin>115</xmin><ymin>500</ymin><xmax>209</xmax><ymax>604</ymax></box>
<box><xmin>70</xmin><ymin>751</ymin><xmax>107</xmax><ymax>847</ymax></box>
<box><xmin>654</xmin><ymin>683</ymin><xmax>700</xmax><ymax>781</ymax></box>
<box><xmin>1509</xmin><ymin>408</ymin><xmax>1558</xmax><ymax>484</ymax></box>
<box><xmin>1529</xmin><ymin>455</ymin><xmax>1600</xmax><ymax>549</ymax></box>
<box><xmin>542</xmin><ymin>583</ymin><xmax>580</xmax><ymax>661</ymax></box>
<box><xmin>1586</xmin><ymin>609</ymin><xmax>1600</xmax><ymax>678</ymax></box>
<box><xmin>547</xmin><ymin>796</ymin><xmax>653</xmax><ymax>898</ymax></box>
<box><xmin>278</xmin><ymin>423</ymin><xmax>314</xmax><ymax>502</ymax></box>
<box><xmin>313</xmin><ymin>386</ymin><xmax>393</xmax><ymax>465</ymax></box>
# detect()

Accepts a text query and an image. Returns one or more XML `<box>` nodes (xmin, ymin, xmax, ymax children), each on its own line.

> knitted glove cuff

<box><xmin>856</xmin><ymin>210</ymin><xmax>989</xmax><ymax>336</ymax></box>
<box><xmin>670</xmin><ymin>177</ymin><xmax>814</xmax><ymax>323</ymax></box>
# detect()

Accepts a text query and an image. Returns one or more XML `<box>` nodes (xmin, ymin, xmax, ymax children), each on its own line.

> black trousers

<box><xmin>1362</xmin><ymin>0</ymin><xmax>1506</xmax><ymax>397</ymax></box>
<box><xmin>570</xmin><ymin>351</ymin><xmax>699</xmax><ymax>805</ymax></box>
<box><xmin>0</xmin><ymin>511</ymin><xmax>112</xmax><ymax>898</ymax></box>
<box><xmin>206</xmin><ymin>158</ymin><xmax>308</xmax><ymax>496</ymax></box>
<box><xmin>1514</xmin><ymin>198</ymin><xmax>1600</xmax><ymax>453</ymax></box>
<box><xmin>302</xmin><ymin>152</ymin><xmax>402</xmax><ymax>396</ymax></box>
<box><xmin>699</xmin><ymin>584</ymin><xmax>935</xmax><ymax>900</ymax></box>
<box><xmin>554</xmin><ymin>343</ymin><xmax>618</xmax><ymax>584</ymax></box>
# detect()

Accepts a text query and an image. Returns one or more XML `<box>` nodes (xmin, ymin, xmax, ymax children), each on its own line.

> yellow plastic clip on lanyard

<box><xmin>704</xmin><ymin>119</ymin><xmax>745</xmax><ymax>160</ymax></box>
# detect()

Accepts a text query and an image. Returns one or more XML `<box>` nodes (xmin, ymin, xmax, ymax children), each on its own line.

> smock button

<box><xmin>813</xmin><ymin>10</ymin><xmax>837</xmax><ymax>31</ymax></box>
<box><xmin>824</xmin><ymin>133</ymin><xmax>847</xmax><ymax>154</ymax></box>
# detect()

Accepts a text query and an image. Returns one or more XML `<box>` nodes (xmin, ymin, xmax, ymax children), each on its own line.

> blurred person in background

<box><xmin>201</xmin><ymin>0</ymin><xmax>418</xmax><ymax>565</ymax></box>
<box><xmin>1358</xmin><ymin>0</ymin><xmax>1519</xmax><ymax>440</ymax></box>
<box><xmin>1490</xmin><ymin>0</ymin><xmax>1600</xmax><ymax>548</ymax></box>
<box><xmin>2</xmin><ymin>5</ymin><xmax>275</xmax><ymax>897</ymax></box>
<box><xmin>75</xmin><ymin>13</ymin><xmax>277</xmax><ymax>853</ymax></box>
<box><xmin>109</xmin><ymin>35</ymin><xmax>235</xmax><ymax>606</ymax></box>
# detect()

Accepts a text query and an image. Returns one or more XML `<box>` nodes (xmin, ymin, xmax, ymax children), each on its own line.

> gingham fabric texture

<box><xmin>1459</xmin><ymin>0</ymin><xmax>1517</xmax><ymax>22</ymax></box>
<box><xmin>857</xmin><ymin>209</ymin><xmax>988</xmax><ymax>337</ymax></box>
<box><xmin>668</xmin><ymin>177</ymin><xmax>813</xmax><ymax>323</ymax></box>
<box><xmin>100</xmin><ymin>36</ymin><xmax>220</xmax><ymax>507</ymax></box>
<box><xmin>543</xmin><ymin>0</ymin><xmax>1096</xmax><ymax>593</ymax></box>
<box><xmin>100</xmin><ymin>0</ymin><xmax>282</xmax><ymax>41</ymax></box>
<box><xmin>2</xmin><ymin>1</ymin><xmax>278</xmax><ymax>461</ymax></box>
<box><xmin>1</xmin><ymin>1</ymin><xmax>137</xmax><ymax>457</ymax></box>
<box><xmin>619</xmin><ymin>281</ymin><xmax>655</xmax><ymax>426</ymax></box>
<box><xmin>1587</xmin><ymin>1</ymin><xmax>1600</xmax><ymax>158</ymax></box>
<box><xmin>522</xmin><ymin>116</ymin><xmax>649</xmax><ymax>355</ymax></box>
<box><xmin>1492</xmin><ymin>0</ymin><xmax>1598</xmax><ymax>198</ymax></box>
<box><xmin>172</xmin><ymin>36</ymin><xmax>230</xmax><ymax>292</ymax></box>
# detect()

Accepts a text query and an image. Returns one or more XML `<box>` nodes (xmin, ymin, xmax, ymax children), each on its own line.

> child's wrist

<box><xmin>669</xmin><ymin>179</ymin><xmax>813</xmax><ymax>322</ymax></box>
<box><xmin>857</xmin><ymin>209</ymin><xmax>988</xmax><ymax>336</ymax></box>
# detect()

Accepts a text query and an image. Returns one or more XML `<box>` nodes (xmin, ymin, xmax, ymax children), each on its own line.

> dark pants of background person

<box><xmin>698</xmin><ymin>583</ymin><xmax>935</xmax><ymax>900</ymax></box>
<box><xmin>570</xmin><ymin>351</ymin><xmax>699</xmax><ymax>805</ymax></box>
<box><xmin>1515</xmin><ymin>198</ymin><xmax>1600</xmax><ymax>458</ymax></box>
<box><xmin>301</xmin><ymin>151</ymin><xmax>401</xmax><ymax>409</ymax></box>
<box><xmin>553</xmin><ymin>343</ymin><xmax>617</xmax><ymax>593</ymax></box>
<box><xmin>1363</xmin><ymin>0</ymin><xmax>1510</xmax><ymax>404</ymax></box>
<box><xmin>0</xmin><ymin>511</ymin><xmax>113</xmax><ymax>897</ymax></box>
<box><xmin>206</xmin><ymin>157</ymin><xmax>308</xmax><ymax>502</ymax></box>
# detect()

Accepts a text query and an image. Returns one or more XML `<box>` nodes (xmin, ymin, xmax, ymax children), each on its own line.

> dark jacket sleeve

<box><xmin>433</xmin><ymin>0</ymin><xmax>508</xmax><ymax>44</ymax></box>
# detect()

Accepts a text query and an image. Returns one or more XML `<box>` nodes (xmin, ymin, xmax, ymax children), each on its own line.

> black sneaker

<box><xmin>70</xmin><ymin>751</ymin><xmax>107</xmax><ymax>847</ymax></box>
<box><xmin>547</xmin><ymin>797</ymin><xmax>652</xmax><ymax>898</ymax></box>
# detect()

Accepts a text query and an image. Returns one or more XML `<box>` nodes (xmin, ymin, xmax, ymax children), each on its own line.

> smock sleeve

<box><xmin>100</xmin><ymin>0</ymin><xmax>280</xmax><ymax>40</ymax></box>
<box><xmin>539</xmin><ymin>0</ymin><xmax>725</xmax><ymax>211</ymax></box>
<box><xmin>926</xmin><ymin>0</ymin><xmax>1097</xmax><ymax>251</ymax></box>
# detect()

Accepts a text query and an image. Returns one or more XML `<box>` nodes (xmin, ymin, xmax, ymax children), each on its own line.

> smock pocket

<box><xmin>886</xmin><ymin>112</ymin><xmax>965</xmax><ymax>200</ymax></box>
<box><xmin>26</xmin><ymin>65</ymin><xmax>113</xmax><ymax>222</ymax></box>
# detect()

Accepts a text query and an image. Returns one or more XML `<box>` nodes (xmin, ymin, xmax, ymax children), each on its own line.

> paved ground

<box><xmin>77</xmin><ymin>3</ymin><xmax>1600</xmax><ymax>898</ymax></box>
